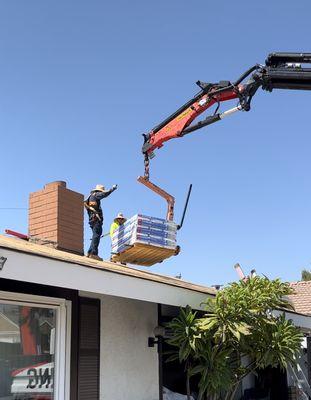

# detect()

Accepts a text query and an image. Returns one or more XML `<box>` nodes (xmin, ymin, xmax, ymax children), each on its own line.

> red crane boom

<box><xmin>139</xmin><ymin>52</ymin><xmax>311</xmax><ymax>221</ymax></box>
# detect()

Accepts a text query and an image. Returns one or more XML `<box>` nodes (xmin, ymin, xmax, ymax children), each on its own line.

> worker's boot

<box><xmin>88</xmin><ymin>254</ymin><xmax>103</xmax><ymax>261</ymax></box>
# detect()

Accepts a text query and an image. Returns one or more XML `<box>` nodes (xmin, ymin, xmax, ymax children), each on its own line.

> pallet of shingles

<box><xmin>111</xmin><ymin>214</ymin><xmax>179</xmax><ymax>266</ymax></box>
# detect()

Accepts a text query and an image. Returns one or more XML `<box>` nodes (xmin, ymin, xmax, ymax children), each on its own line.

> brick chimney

<box><xmin>29</xmin><ymin>181</ymin><xmax>84</xmax><ymax>255</ymax></box>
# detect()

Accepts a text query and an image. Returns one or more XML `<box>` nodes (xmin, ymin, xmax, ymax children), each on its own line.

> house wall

<box><xmin>88</xmin><ymin>293</ymin><xmax>159</xmax><ymax>400</ymax></box>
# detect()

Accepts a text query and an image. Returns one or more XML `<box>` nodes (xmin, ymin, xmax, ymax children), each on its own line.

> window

<box><xmin>0</xmin><ymin>292</ymin><xmax>69</xmax><ymax>400</ymax></box>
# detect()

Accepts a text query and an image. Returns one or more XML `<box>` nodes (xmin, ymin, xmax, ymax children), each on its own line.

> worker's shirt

<box><xmin>86</xmin><ymin>189</ymin><xmax>114</xmax><ymax>223</ymax></box>
<box><xmin>110</xmin><ymin>221</ymin><xmax>120</xmax><ymax>238</ymax></box>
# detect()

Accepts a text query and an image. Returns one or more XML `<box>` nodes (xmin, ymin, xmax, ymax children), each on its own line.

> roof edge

<box><xmin>0</xmin><ymin>235</ymin><xmax>215</xmax><ymax>296</ymax></box>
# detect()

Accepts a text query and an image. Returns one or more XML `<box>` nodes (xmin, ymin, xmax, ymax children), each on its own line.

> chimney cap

<box><xmin>44</xmin><ymin>181</ymin><xmax>67</xmax><ymax>189</ymax></box>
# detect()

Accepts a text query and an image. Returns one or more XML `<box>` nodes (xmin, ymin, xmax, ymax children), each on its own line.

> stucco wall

<box><xmin>99</xmin><ymin>294</ymin><xmax>159</xmax><ymax>400</ymax></box>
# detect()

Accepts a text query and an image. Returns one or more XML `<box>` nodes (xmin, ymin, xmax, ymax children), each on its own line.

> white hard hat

<box><xmin>92</xmin><ymin>184</ymin><xmax>105</xmax><ymax>192</ymax></box>
<box><xmin>114</xmin><ymin>212</ymin><xmax>126</xmax><ymax>222</ymax></box>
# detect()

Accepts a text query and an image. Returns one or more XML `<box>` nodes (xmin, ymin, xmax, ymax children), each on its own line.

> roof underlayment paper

<box><xmin>111</xmin><ymin>214</ymin><xmax>178</xmax><ymax>254</ymax></box>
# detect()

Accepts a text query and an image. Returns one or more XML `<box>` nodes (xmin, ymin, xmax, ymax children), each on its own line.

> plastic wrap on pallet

<box><xmin>121</xmin><ymin>214</ymin><xmax>175</xmax><ymax>231</ymax></box>
<box><xmin>112</xmin><ymin>227</ymin><xmax>176</xmax><ymax>243</ymax></box>
<box><xmin>112</xmin><ymin>215</ymin><xmax>177</xmax><ymax>242</ymax></box>
<box><xmin>111</xmin><ymin>232</ymin><xmax>176</xmax><ymax>252</ymax></box>
<box><xmin>111</xmin><ymin>214</ymin><xmax>177</xmax><ymax>254</ymax></box>
<box><xmin>127</xmin><ymin>214</ymin><xmax>177</xmax><ymax>230</ymax></box>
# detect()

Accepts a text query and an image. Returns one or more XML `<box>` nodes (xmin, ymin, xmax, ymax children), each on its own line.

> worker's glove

<box><xmin>112</xmin><ymin>184</ymin><xmax>118</xmax><ymax>190</ymax></box>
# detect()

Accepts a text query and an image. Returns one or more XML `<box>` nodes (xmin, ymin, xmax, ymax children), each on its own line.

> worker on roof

<box><xmin>85</xmin><ymin>183</ymin><xmax>117</xmax><ymax>261</ymax></box>
<box><xmin>110</xmin><ymin>212</ymin><xmax>127</xmax><ymax>239</ymax></box>
<box><xmin>110</xmin><ymin>212</ymin><xmax>127</xmax><ymax>264</ymax></box>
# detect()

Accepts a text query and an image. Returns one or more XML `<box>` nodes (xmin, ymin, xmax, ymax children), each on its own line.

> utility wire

<box><xmin>0</xmin><ymin>207</ymin><xmax>28</xmax><ymax>210</ymax></box>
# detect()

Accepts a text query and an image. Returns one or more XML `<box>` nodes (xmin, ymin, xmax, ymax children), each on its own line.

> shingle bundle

<box><xmin>111</xmin><ymin>214</ymin><xmax>178</xmax><ymax>254</ymax></box>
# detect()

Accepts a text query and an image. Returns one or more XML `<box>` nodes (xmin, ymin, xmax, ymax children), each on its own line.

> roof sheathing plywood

<box><xmin>0</xmin><ymin>235</ymin><xmax>215</xmax><ymax>296</ymax></box>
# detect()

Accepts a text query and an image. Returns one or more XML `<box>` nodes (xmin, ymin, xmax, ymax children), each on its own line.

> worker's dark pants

<box><xmin>88</xmin><ymin>221</ymin><xmax>103</xmax><ymax>255</ymax></box>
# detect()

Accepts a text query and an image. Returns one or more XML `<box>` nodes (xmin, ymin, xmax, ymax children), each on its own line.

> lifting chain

<box><xmin>144</xmin><ymin>153</ymin><xmax>150</xmax><ymax>180</ymax></box>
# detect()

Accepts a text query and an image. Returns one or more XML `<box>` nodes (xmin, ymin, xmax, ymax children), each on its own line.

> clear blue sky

<box><xmin>0</xmin><ymin>0</ymin><xmax>310</xmax><ymax>286</ymax></box>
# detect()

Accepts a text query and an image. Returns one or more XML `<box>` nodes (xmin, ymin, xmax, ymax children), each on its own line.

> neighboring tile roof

<box><xmin>288</xmin><ymin>281</ymin><xmax>311</xmax><ymax>315</ymax></box>
<box><xmin>0</xmin><ymin>235</ymin><xmax>216</xmax><ymax>296</ymax></box>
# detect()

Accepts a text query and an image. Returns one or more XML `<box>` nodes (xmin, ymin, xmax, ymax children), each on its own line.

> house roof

<box><xmin>288</xmin><ymin>281</ymin><xmax>311</xmax><ymax>315</ymax></box>
<box><xmin>0</xmin><ymin>235</ymin><xmax>215</xmax><ymax>296</ymax></box>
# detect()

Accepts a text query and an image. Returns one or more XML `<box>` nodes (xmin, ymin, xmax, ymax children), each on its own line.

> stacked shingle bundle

<box><xmin>111</xmin><ymin>214</ymin><xmax>177</xmax><ymax>254</ymax></box>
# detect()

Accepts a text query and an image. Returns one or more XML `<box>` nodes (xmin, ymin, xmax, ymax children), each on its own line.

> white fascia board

<box><xmin>0</xmin><ymin>248</ymin><xmax>211</xmax><ymax>310</ymax></box>
<box><xmin>273</xmin><ymin>309</ymin><xmax>311</xmax><ymax>332</ymax></box>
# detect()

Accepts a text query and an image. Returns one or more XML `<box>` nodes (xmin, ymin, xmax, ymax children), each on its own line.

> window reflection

<box><xmin>0</xmin><ymin>303</ymin><xmax>55</xmax><ymax>400</ymax></box>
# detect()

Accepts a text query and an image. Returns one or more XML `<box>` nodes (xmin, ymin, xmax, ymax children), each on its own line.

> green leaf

<box><xmin>166</xmin><ymin>277</ymin><xmax>303</xmax><ymax>399</ymax></box>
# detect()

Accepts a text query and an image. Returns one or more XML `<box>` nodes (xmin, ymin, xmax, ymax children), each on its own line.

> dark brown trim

<box><xmin>307</xmin><ymin>336</ymin><xmax>311</xmax><ymax>387</ymax></box>
<box><xmin>158</xmin><ymin>304</ymin><xmax>163</xmax><ymax>400</ymax></box>
<box><xmin>77</xmin><ymin>297</ymin><xmax>100</xmax><ymax>400</ymax></box>
<box><xmin>0</xmin><ymin>277</ymin><xmax>78</xmax><ymax>300</ymax></box>
<box><xmin>0</xmin><ymin>278</ymin><xmax>79</xmax><ymax>400</ymax></box>
<box><xmin>70</xmin><ymin>292</ymin><xmax>79</xmax><ymax>400</ymax></box>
